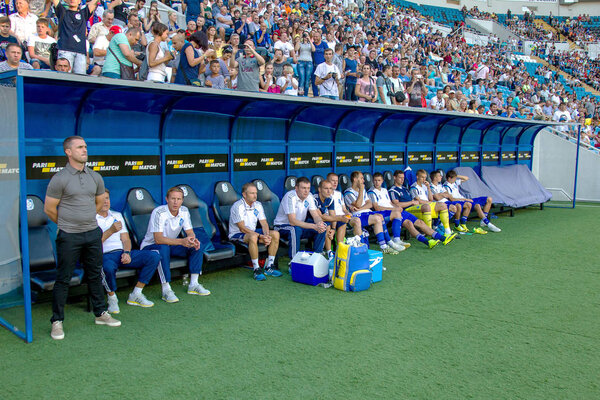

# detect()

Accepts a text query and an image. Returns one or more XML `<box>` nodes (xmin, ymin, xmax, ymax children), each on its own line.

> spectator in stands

<box><xmin>140</xmin><ymin>186</ymin><xmax>211</xmax><ymax>303</ymax></box>
<box><xmin>314</xmin><ymin>47</ymin><xmax>341</xmax><ymax>100</ymax></box>
<box><xmin>277</xmin><ymin>64</ymin><xmax>298</xmax><ymax>95</ymax></box>
<box><xmin>184</xmin><ymin>0</ymin><xmax>200</xmax><ymax>24</ymax></box>
<box><xmin>0</xmin><ymin>41</ymin><xmax>29</xmax><ymax>71</ymax></box>
<box><xmin>88</xmin><ymin>10</ymin><xmax>114</xmax><ymax>45</ymax></box>
<box><xmin>406</xmin><ymin>68</ymin><xmax>427</xmax><ymax>108</ymax></box>
<box><xmin>342</xmin><ymin>45</ymin><xmax>358</xmax><ymax>101</ymax></box>
<box><xmin>44</xmin><ymin>136</ymin><xmax>120</xmax><ymax>341</ymax></box>
<box><xmin>54</xmin><ymin>57</ymin><xmax>71</xmax><ymax>72</ymax></box>
<box><xmin>0</xmin><ymin>16</ymin><xmax>18</xmax><ymax>62</ymax></box>
<box><xmin>231</xmin><ymin>39</ymin><xmax>265</xmax><ymax>92</ymax></box>
<box><xmin>146</xmin><ymin>22</ymin><xmax>174</xmax><ymax>83</ymax></box>
<box><xmin>311</xmin><ymin>28</ymin><xmax>329</xmax><ymax>96</ymax></box>
<box><xmin>205</xmin><ymin>59</ymin><xmax>225</xmax><ymax>89</ymax></box>
<box><xmin>430</xmin><ymin>89</ymin><xmax>445</xmax><ymax>110</ymax></box>
<box><xmin>553</xmin><ymin>102</ymin><xmax>572</xmax><ymax>132</ymax></box>
<box><xmin>295</xmin><ymin>31</ymin><xmax>313</xmax><ymax>96</ymax></box>
<box><xmin>143</xmin><ymin>3</ymin><xmax>162</xmax><ymax>33</ymax></box>
<box><xmin>97</xmin><ymin>190</ymin><xmax>160</xmax><ymax>313</ymax></box>
<box><xmin>355</xmin><ymin>63</ymin><xmax>377</xmax><ymax>103</ymax></box>
<box><xmin>215</xmin><ymin>5</ymin><xmax>233</xmax><ymax>40</ymax></box>
<box><xmin>172</xmin><ymin>31</ymin><xmax>214</xmax><ymax>85</ymax></box>
<box><xmin>344</xmin><ymin>171</ymin><xmax>402</xmax><ymax>254</ymax></box>
<box><xmin>377</xmin><ymin>65</ymin><xmax>397</xmax><ymax>106</ymax></box>
<box><xmin>26</xmin><ymin>17</ymin><xmax>54</xmax><ymax>69</ymax></box>
<box><xmin>228</xmin><ymin>182</ymin><xmax>282</xmax><ymax>281</ymax></box>
<box><xmin>91</xmin><ymin>25</ymin><xmax>120</xmax><ymax>76</ymax></box>
<box><xmin>52</xmin><ymin>0</ymin><xmax>99</xmax><ymax>75</ymax></box>
<box><xmin>274</xmin><ymin>177</ymin><xmax>327</xmax><ymax>260</ymax></box>
<box><xmin>102</xmin><ymin>27</ymin><xmax>143</xmax><ymax>79</ymax></box>
<box><xmin>9</xmin><ymin>0</ymin><xmax>37</xmax><ymax>44</ymax></box>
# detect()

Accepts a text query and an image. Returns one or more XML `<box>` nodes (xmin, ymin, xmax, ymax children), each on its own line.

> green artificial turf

<box><xmin>1</xmin><ymin>206</ymin><xmax>599</xmax><ymax>399</ymax></box>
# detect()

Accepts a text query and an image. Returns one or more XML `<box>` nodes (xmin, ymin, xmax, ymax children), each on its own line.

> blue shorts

<box><xmin>354</xmin><ymin>211</ymin><xmax>377</xmax><ymax>227</ymax></box>
<box><xmin>472</xmin><ymin>196</ymin><xmax>489</xmax><ymax>207</ymax></box>
<box><xmin>230</xmin><ymin>228</ymin><xmax>263</xmax><ymax>241</ymax></box>
<box><xmin>376</xmin><ymin>210</ymin><xmax>392</xmax><ymax>222</ymax></box>
<box><xmin>401</xmin><ymin>210</ymin><xmax>417</xmax><ymax>223</ymax></box>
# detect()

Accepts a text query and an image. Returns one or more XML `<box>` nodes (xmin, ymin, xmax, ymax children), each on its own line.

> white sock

<box><xmin>251</xmin><ymin>258</ymin><xmax>260</xmax><ymax>270</ymax></box>
<box><xmin>161</xmin><ymin>283</ymin><xmax>171</xmax><ymax>292</ymax></box>
<box><xmin>132</xmin><ymin>286</ymin><xmax>143</xmax><ymax>295</ymax></box>
<box><xmin>264</xmin><ymin>255</ymin><xmax>275</xmax><ymax>269</ymax></box>
<box><xmin>190</xmin><ymin>273</ymin><xmax>199</xmax><ymax>285</ymax></box>
<box><xmin>445</xmin><ymin>228</ymin><xmax>452</xmax><ymax>235</ymax></box>
<box><xmin>393</xmin><ymin>237</ymin><xmax>401</xmax><ymax>243</ymax></box>
<box><xmin>108</xmin><ymin>293</ymin><xmax>117</xmax><ymax>299</ymax></box>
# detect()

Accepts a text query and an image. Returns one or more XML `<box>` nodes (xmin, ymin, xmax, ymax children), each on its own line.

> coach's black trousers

<box><xmin>51</xmin><ymin>227</ymin><xmax>107</xmax><ymax>322</ymax></box>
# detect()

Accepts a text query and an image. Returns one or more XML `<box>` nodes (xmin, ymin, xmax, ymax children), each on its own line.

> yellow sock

<box><xmin>423</xmin><ymin>212</ymin><xmax>432</xmax><ymax>228</ymax></box>
<box><xmin>440</xmin><ymin>209</ymin><xmax>450</xmax><ymax>230</ymax></box>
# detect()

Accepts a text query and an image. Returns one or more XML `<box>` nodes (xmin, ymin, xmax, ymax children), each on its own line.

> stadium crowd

<box><xmin>1</xmin><ymin>0</ymin><xmax>599</xmax><ymax>145</ymax></box>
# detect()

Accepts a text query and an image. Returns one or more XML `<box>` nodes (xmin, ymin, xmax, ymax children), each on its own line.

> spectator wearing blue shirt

<box><xmin>311</xmin><ymin>29</ymin><xmax>328</xmax><ymax>96</ymax></box>
<box><xmin>184</xmin><ymin>0</ymin><xmax>200</xmax><ymax>23</ymax></box>
<box><xmin>253</xmin><ymin>21</ymin><xmax>272</xmax><ymax>50</ymax></box>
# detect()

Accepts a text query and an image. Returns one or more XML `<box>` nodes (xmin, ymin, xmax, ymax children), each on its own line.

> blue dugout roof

<box><xmin>11</xmin><ymin>69</ymin><xmax>561</xmax><ymax>148</ymax></box>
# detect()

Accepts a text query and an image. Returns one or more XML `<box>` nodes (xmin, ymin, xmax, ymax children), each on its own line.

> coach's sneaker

<box><xmin>388</xmin><ymin>241</ymin><xmax>405</xmax><ymax>252</ymax></box>
<box><xmin>455</xmin><ymin>224</ymin><xmax>468</xmax><ymax>233</ymax></box>
<box><xmin>51</xmin><ymin>321</ymin><xmax>64</xmax><ymax>340</ymax></box>
<box><xmin>162</xmin><ymin>289</ymin><xmax>180</xmax><ymax>303</ymax></box>
<box><xmin>253</xmin><ymin>268</ymin><xmax>266</xmax><ymax>281</ymax></box>
<box><xmin>188</xmin><ymin>283</ymin><xmax>211</xmax><ymax>296</ymax></box>
<box><xmin>107</xmin><ymin>294</ymin><xmax>120</xmax><ymax>314</ymax></box>
<box><xmin>443</xmin><ymin>233</ymin><xmax>457</xmax><ymax>245</ymax></box>
<box><xmin>427</xmin><ymin>239</ymin><xmax>440</xmax><ymax>249</ymax></box>
<box><xmin>381</xmin><ymin>246</ymin><xmax>399</xmax><ymax>255</ymax></box>
<box><xmin>486</xmin><ymin>222</ymin><xmax>501</xmax><ymax>232</ymax></box>
<box><xmin>127</xmin><ymin>292</ymin><xmax>154</xmax><ymax>308</ymax></box>
<box><xmin>95</xmin><ymin>312</ymin><xmax>121</xmax><ymax>327</ymax></box>
<box><xmin>473</xmin><ymin>227</ymin><xmax>488</xmax><ymax>235</ymax></box>
<box><xmin>265</xmin><ymin>267</ymin><xmax>283</xmax><ymax>277</ymax></box>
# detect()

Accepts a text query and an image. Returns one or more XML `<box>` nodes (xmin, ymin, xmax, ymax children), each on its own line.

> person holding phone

<box><xmin>314</xmin><ymin>48</ymin><xmax>341</xmax><ymax>100</ymax></box>
<box><xmin>406</xmin><ymin>68</ymin><xmax>428</xmax><ymax>108</ymax></box>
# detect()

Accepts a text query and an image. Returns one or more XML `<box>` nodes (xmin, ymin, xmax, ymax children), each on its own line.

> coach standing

<box><xmin>44</xmin><ymin>136</ymin><xmax>121</xmax><ymax>340</ymax></box>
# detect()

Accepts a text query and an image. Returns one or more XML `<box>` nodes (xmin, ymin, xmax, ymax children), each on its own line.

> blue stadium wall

<box><xmin>8</xmin><ymin>70</ymin><xmax>552</xmax><ymax>231</ymax></box>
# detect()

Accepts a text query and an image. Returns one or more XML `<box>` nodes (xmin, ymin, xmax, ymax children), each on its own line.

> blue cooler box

<box><xmin>368</xmin><ymin>249</ymin><xmax>383</xmax><ymax>283</ymax></box>
<box><xmin>290</xmin><ymin>252</ymin><xmax>329</xmax><ymax>286</ymax></box>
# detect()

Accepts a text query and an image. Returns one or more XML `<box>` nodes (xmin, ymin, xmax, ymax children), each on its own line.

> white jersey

<box><xmin>443</xmin><ymin>179</ymin><xmax>463</xmax><ymax>199</ymax></box>
<box><xmin>228</xmin><ymin>198</ymin><xmax>266</xmax><ymax>238</ymax></box>
<box><xmin>367</xmin><ymin>187</ymin><xmax>393</xmax><ymax>208</ymax></box>
<box><xmin>96</xmin><ymin>210</ymin><xmax>127</xmax><ymax>253</ymax></box>
<box><xmin>343</xmin><ymin>187</ymin><xmax>370</xmax><ymax>216</ymax></box>
<box><xmin>274</xmin><ymin>190</ymin><xmax>317</xmax><ymax>226</ymax></box>
<box><xmin>332</xmin><ymin>190</ymin><xmax>345</xmax><ymax>215</ymax></box>
<box><xmin>429</xmin><ymin>183</ymin><xmax>448</xmax><ymax>203</ymax></box>
<box><xmin>140</xmin><ymin>205</ymin><xmax>193</xmax><ymax>249</ymax></box>
<box><xmin>410</xmin><ymin>182</ymin><xmax>430</xmax><ymax>202</ymax></box>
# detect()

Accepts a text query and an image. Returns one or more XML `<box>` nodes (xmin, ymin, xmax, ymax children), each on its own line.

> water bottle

<box><xmin>182</xmin><ymin>274</ymin><xmax>189</xmax><ymax>287</ymax></box>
